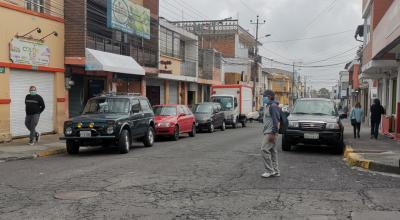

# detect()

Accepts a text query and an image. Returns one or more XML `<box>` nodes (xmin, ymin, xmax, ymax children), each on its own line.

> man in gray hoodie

<box><xmin>261</xmin><ymin>90</ymin><xmax>281</xmax><ymax>178</ymax></box>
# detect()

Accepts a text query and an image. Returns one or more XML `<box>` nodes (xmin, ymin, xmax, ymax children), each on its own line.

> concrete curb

<box><xmin>344</xmin><ymin>145</ymin><xmax>400</xmax><ymax>175</ymax></box>
<box><xmin>0</xmin><ymin>147</ymin><xmax>66</xmax><ymax>163</ymax></box>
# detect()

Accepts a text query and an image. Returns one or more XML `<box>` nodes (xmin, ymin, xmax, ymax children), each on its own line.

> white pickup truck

<box><xmin>211</xmin><ymin>85</ymin><xmax>253</xmax><ymax>128</ymax></box>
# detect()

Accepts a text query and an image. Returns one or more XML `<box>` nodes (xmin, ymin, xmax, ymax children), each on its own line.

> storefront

<box><xmin>67</xmin><ymin>49</ymin><xmax>145</xmax><ymax>117</ymax></box>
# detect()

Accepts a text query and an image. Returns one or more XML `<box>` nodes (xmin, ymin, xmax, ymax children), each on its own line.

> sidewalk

<box><xmin>0</xmin><ymin>134</ymin><xmax>66</xmax><ymax>162</ymax></box>
<box><xmin>343</xmin><ymin>121</ymin><xmax>400</xmax><ymax>175</ymax></box>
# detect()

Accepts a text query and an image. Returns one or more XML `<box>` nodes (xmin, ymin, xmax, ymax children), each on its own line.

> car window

<box><xmin>131</xmin><ymin>99</ymin><xmax>141</xmax><ymax>112</ymax></box>
<box><xmin>153</xmin><ymin>106</ymin><xmax>177</xmax><ymax>116</ymax></box>
<box><xmin>83</xmin><ymin>98</ymin><xmax>130</xmax><ymax>114</ymax></box>
<box><xmin>194</xmin><ymin>104</ymin><xmax>213</xmax><ymax>114</ymax></box>
<box><xmin>292</xmin><ymin>100</ymin><xmax>336</xmax><ymax>116</ymax></box>
<box><xmin>184</xmin><ymin>106</ymin><xmax>192</xmax><ymax>115</ymax></box>
<box><xmin>139</xmin><ymin>99</ymin><xmax>152</xmax><ymax>112</ymax></box>
<box><xmin>178</xmin><ymin>106</ymin><xmax>186</xmax><ymax>115</ymax></box>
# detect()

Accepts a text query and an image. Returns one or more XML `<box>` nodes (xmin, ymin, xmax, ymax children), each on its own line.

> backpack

<box><xmin>278</xmin><ymin>108</ymin><xmax>288</xmax><ymax>134</ymax></box>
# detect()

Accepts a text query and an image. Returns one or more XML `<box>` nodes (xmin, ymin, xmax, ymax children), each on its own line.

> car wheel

<box><xmin>66</xmin><ymin>140</ymin><xmax>79</xmax><ymax>155</ymax></box>
<box><xmin>172</xmin><ymin>126</ymin><xmax>180</xmax><ymax>141</ymax></box>
<box><xmin>221</xmin><ymin>121</ymin><xmax>226</xmax><ymax>131</ymax></box>
<box><xmin>334</xmin><ymin>139</ymin><xmax>345</xmax><ymax>155</ymax></box>
<box><xmin>232</xmin><ymin>118</ymin><xmax>238</xmax><ymax>129</ymax></box>
<box><xmin>282</xmin><ymin>135</ymin><xmax>292</xmax><ymax>151</ymax></box>
<box><xmin>189</xmin><ymin>124</ymin><xmax>196</xmax><ymax>137</ymax></box>
<box><xmin>208</xmin><ymin>123</ymin><xmax>215</xmax><ymax>133</ymax></box>
<box><xmin>118</xmin><ymin>129</ymin><xmax>130</xmax><ymax>154</ymax></box>
<box><xmin>143</xmin><ymin>127</ymin><xmax>155</xmax><ymax>147</ymax></box>
<box><xmin>242</xmin><ymin>119</ymin><xmax>247</xmax><ymax>127</ymax></box>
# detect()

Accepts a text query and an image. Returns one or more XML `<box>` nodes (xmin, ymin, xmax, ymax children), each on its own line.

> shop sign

<box><xmin>10</xmin><ymin>38</ymin><xmax>51</xmax><ymax>66</ymax></box>
<box><xmin>107</xmin><ymin>0</ymin><xmax>151</xmax><ymax>39</ymax></box>
<box><xmin>371</xmin><ymin>87</ymin><xmax>378</xmax><ymax>99</ymax></box>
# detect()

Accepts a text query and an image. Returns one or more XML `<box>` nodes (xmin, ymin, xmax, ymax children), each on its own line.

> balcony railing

<box><xmin>2</xmin><ymin>0</ymin><xmax>64</xmax><ymax>17</ymax></box>
<box><xmin>181</xmin><ymin>60</ymin><xmax>197</xmax><ymax>77</ymax></box>
<box><xmin>87</xmin><ymin>32</ymin><xmax>158</xmax><ymax>68</ymax></box>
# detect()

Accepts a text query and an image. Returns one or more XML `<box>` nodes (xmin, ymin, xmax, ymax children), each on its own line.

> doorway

<box><xmin>146</xmin><ymin>86</ymin><xmax>161</xmax><ymax>106</ymax></box>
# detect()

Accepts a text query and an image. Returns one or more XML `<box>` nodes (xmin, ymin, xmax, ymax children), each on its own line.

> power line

<box><xmin>301</xmin><ymin>0</ymin><xmax>339</xmax><ymax>34</ymax></box>
<box><xmin>262</xmin><ymin>56</ymin><xmax>350</xmax><ymax>68</ymax></box>
<box><xmin>304</xmin><ymin>45</ymin><xmax>359</xmax><ymax>64</ymax></box>
<box><xmin>263</xmin><ymin>29</ymin><xmax>353</xmax><ymax>43</ymax></box>
<box><xmin>172</xmin><ymin>0</ymin><xmax>211</xmax><ymax>20</ymax></box>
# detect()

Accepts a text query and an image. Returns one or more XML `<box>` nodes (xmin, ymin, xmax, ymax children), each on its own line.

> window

<box><xmin>364</xmin><ymin>10</ymin><xmax>371</xmax><ymax>44</ymax></box>
<box><xmin>131</xmin><ymin>99</ymin><xmax>141</xmax><ymax>112</ymax></box>
<box><xmin>27</xmin><ymin>0</ymin><xmax>45</xmax><ymax>13</ymax></box>
<box><xmin>153</xmin><ymin>106</ymin><xmax>177</xmax><ymax>116</ymax></box>
<box><xmin>139</xmin><ymin>99</ymin><xmax>152</xmax><ymax>112</ymax></box>
<box><xmin>160</xmin><ymin>26</ymin><xmax>183</xmax><ymax>59</ymax></box>
<box><xmin>183</xmin><ymin>106</ymin><xmax>192</xmax><ymax>115</ymax></box>
<box><xmin>83</xmin><ymin>98</ymin><xmax>131</xmax><ymax>114</ymax></box>
<box><xmin>178</xmin><ymin>106</ymin><xmax>186</xmax><ymax>115</ymax></box>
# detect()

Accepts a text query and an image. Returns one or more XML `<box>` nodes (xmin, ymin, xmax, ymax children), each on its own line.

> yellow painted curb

<box><xmin>36</xmin><ymin>148</ymin><xmax>66</xmax><ymax>158</ymax></box>
<box><xmin>345</xmin><ymin>152</ymin><xmax>372</xmax><ymax>170</ymax></box>
<box><xmin>344</xmin><ymin>145</ymin><xmax>354</xmax><ymax>158</ymax></box>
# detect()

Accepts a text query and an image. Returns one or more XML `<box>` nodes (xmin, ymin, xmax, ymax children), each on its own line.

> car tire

<box><xmin>143</xmin><ymin>127</ymin><xmax>155</xmax><ymax>147</ymax></box>
<box><xmin>172</xmin><ymin>126</ymin><xmax>180</xmax><ymax>141</ymax></box>
<box><xmin>282</xmin><ymin>135</ymin><xmax>292</xmax><ymax>151</ymax></box>
<box><xmin>221</xmin><ymin>121</ymin><xmax>226</xmax><ymax>131</ymax></box>
<box><xmin>118</xmin><ymin>129</ymin><xmax>131</xmax><ymax>154</ymax></box>
<box><xmin>232</xmin><ymin>118</ymin><xmax>239</xmax><ymax>129</ymax></box>
<box><xmin>66</xmin><ymin>140</ymin><xmax>79</xmax><ymax>155</ymax></box>
<box><xmin>242</xmin><ymin>119</ymin><xmax>247</xmax><ymax>127</ymax></box>
<box><xmin>189</xmin><ymin>124</ymin><xmax>196</xmax><ymax>137</ymax></box>
<box><xmin>208</xmin><ymin>123</ymin><xmax>215</xmax><ymax>133</ymax></box>
<box><xmin>334</xmin><ymin>139</ymin><xmax>345</xmax><ymax>155</ymax></box>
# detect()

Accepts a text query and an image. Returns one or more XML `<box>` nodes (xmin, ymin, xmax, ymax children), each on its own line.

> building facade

<box><xmin>65</xmin><ymin>0</ymin><xmax>159</xmax><ymax>117</ymax></box>
<box><xmin>0</xmin><ymin>0</ymin><xmax>66</xmax><ymax>141</ymax></box>
<box><xmin>356</xmin><ymin>0</ymin><xmax>400</xmax><ymax>135</ymax></box>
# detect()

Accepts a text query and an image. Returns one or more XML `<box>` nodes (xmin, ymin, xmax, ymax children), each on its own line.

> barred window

<box><xmin>26</xmin><ymin>0</ymin><xmax>45</xmax><ymax>13</ymax></box>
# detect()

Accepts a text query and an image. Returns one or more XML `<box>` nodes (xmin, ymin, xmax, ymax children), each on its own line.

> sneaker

<box><xmin>261</xmin><ymin>172</ymin><xmax>273</xmax><ymax>178</ymax></box>
<box><xmin>272</xmin><ymin>172</ymin><xmax>281</xmax><ymax>177</ymax></box>
<box><xmin>28</xmin><ymin>141</ymin><xmax>34</xmax><ymax>146</ymax></box>
<box><xmin>35</xmin><ymin>132</ymin><xmax>40</xmax><ymax>143</ymax></box>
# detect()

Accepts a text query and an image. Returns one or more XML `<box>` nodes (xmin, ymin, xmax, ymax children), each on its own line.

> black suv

<box><xmin>61</xmin><ymin>93</ymin><xmax>155</xmax><ymax>154</ymax></box>
<box><xmin>282</xmin><ymin>98</ymin><xmax>345</xmax><ymax>154</ymax></box>
<box><xmin>193</xmin><ymin>102</ymin><xmax>226</xmax><ymax>133</ymax></box>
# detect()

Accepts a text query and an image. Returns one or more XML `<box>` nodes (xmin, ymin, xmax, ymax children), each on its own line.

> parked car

<box><xmin>247</xmin><ymin>111</ymin><xmax>260</xmax><ymax>122</ymax></box>
<box><xmin>153</xmin><ymin>104</ymin><xmax>196</xmax><ymax>141</ymax></box>
<box><xmin>193</xmin><ymin>102</ymin><xmax>226</xmax><ymax>133</ymax></box>
<box><xmin>282</xmin><ymin>98</ymin><xmax>345</xmax><ymax>154</ymax></box>
<box><xmin>60</xmin><ymin>93</ymin><xmax>155</xmax><ymax>155</ymax></box>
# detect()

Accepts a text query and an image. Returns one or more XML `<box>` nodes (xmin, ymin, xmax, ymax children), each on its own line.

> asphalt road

<box><xmin>1</xmin><ymin>123</ymin><xmax>400</xmax><ymax>220</ymax></box>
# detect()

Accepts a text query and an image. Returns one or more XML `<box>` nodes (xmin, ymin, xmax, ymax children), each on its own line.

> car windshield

<box><xmin>82</xmin><ymin>98</ymin><xmax>130</xmax><ymax>114</ymax></box>
<box><xmin>194</xmin><ymin>104</ymin><xmax>213</xmax><ymax>114</ymax></box>
<box><xmin>292</xmin><ymin>100</ymin><xmax>337</xmax><ymax>116</ymax></box>
<box><xmin>211</xmin><ymin>96</ymin><xmax>234</xmax><ymax>110</ymax></box>
<box><xmin>153</xmin><ymin>106</ymin><xmax>177</xmax><ymax>116</ymax></box>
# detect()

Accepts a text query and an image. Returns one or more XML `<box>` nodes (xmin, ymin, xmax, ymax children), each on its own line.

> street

<box><xmin>1</xmin><ymin>123</ymin><xmax>400</xmax><ymax>219</ymax></box>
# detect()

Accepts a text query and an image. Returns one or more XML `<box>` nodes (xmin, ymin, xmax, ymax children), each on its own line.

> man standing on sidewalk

<box><xmin>25</xmin><ymin>86</ymin><xmax>45</xmax><ymax>145</ymax></box>
<box><xmin>261</xmin><ymin>90</ymin><xmax>281</xmax><ymax>178</ymax></box>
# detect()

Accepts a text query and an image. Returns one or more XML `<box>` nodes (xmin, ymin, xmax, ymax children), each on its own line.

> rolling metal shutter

<box><xmin>169</xmin><ymin>81</ymin><xmax>178</xmax><ymax>104</ymax></box>
<box><xmin>10</xmin><ymin>70</ymin><xmax>55</xmax><ymax>137</ymax></box>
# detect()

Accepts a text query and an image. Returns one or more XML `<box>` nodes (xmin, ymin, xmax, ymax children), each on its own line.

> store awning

<box><xmin>85</xmin><ymin>48</ymin><xmax>145</xmax><ymax>75</ymax></box>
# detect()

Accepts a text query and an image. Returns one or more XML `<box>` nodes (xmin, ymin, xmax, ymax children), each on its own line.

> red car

<box><xmin>153</xmin><ymin>104</ymin><xmax>196</xmax><ymax>141</ymax></box>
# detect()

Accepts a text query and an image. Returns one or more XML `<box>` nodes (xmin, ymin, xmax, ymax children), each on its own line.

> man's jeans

<box><xmin>261</xmin><ymin>134</ymin><xmax>280</xmax><ymax>174</ymax></box>
<box><xmin>371</xmin><ymin>121</ymin><xmax>380</xmax><ymax>139</ymax></box>
<box><xmin>25</xmin><ymin>114</ymin><xmax>40</xmax><ymax>142</ymax></box>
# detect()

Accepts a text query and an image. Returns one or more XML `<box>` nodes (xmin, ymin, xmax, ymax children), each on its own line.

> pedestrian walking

<box><xmin>260</xmin><ymin>90</ymin><xmax>281</xmax><ymax>178</ymax></box>
<box><xmin>25</xmin><ymin>86</ymin><xmax>45</xmax><ymax>145</ymax></box>
<box><xmin>370</xmin><ymin>99</ymin><xmax>385</xmax><ymax>139</ymax></box>
<box><xmin>350</xmin><ymin>102</ymin><xmax>364</xmax><ymax>139</ymax></box>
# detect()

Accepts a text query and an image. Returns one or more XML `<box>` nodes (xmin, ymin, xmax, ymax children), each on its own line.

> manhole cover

<box><xmin>54</xmin><ymin>191</ymin><xmax>99</xmax><ymax>200</ymax></box>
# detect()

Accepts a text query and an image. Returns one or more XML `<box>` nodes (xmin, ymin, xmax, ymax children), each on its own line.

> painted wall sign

<box><xmin>107</xmin><ymin>0</ymin><xmax>151</xmax><ymax>39</ymax></box>
<box><xmin>10</xmin><ymin>38</ymin><xmax>51</xmax><ymax>66</ymax></box>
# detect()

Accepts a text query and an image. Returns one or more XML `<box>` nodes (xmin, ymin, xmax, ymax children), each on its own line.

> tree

<box><xmin>318</xmin><ymin>88</ymin><xmax>331</xmax><ymax>99</ymax></box>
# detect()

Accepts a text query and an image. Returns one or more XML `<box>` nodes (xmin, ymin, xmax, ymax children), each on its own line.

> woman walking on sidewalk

<box><xmin>350</xmin><ymin>103</ymin><xmax>364</xmax><ymax>139</ymax></box>
<box><xmin>370</xmin><ymin>99</ymin><xmax>385</xmax><ymax>139</ymax></box>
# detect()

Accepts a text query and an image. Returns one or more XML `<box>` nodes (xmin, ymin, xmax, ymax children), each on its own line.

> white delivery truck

<box><xmin>210</xmin><ymin>85</ymin><xmax>253</xmax><ymax>128</ymax></box>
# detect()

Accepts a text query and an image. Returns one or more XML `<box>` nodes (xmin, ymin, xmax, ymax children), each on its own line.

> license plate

<box><xmin>80</xmin><ymin>131</ymin><xmax>91</xmax><ymax>137</ymax></box>
<box><xmin>304</xmin><ymin>133</ymin><xmax>319</xmax><ymax>140</ymax></box>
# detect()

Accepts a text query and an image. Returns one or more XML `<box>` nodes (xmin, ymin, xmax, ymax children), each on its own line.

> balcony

<box><xmin>1</xmin><ymin>0</ymin><xmax>64</xmax><ymax>18</ymax></box>
<box><xmin>86</xmin><ymin>32</ymin><xmax>158</xmax><ymax>68</ymax></box>
<box><xmin>181</xmin><ymin>59</ymin><xmax>197</xmax><ymax>77</ymax></box>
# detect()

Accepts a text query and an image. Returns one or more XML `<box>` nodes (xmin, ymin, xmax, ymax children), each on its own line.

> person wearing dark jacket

<box><xmin>370</xmin><ymin>99</ymin><xmax>385</xmax><ymax>139</ymax></box>
<box><xmin>25</xmin><ymin>86</ymin><xmax>45</xmax><ymax>145</ymax></box>
<box><xmin>260</xmin><ymin>90</ymin><xmax>281</xmax><ymax>178</ymax></box>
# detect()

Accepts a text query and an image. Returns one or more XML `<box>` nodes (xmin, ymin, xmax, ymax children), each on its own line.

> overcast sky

<box><xmin>160</xmin><ymin>0</ymin><xmax>363</xmax><ymax>90</ymax></box>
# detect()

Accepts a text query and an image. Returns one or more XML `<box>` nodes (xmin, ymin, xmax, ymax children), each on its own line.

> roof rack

<box><xmin>99</xmin><ymin>92</ymin><xmax>142</xmax><ymax>97</ymax></box>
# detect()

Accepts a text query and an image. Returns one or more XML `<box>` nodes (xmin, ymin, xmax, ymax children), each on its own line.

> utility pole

<box><xmin>292</xmin><ymin>62</ymin><xmax>295</xmax><ymax>106</ymax></box>
<box><xmin>250</xmin><ymin>15</ymin><xmax>266</xmax><ymax>110</ymax></box>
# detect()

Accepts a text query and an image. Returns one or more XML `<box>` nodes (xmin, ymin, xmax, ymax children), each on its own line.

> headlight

<box><xmin>65</xmin><ymin>127</ymin><xmax>73</xmax><ymax>135</ymax></box>
<box><xmin>288</xmin><ymin>121</ymin><xmax>299</xmax><ymax>128</ymax></box>
<box><xmin>106</xmin><ymin>126</ymin><xmax>114</xmax><ymax>134</ymax></box>
<box><xmin>326</xmin><ymin>123</ymin><xmax>340</xmax><ymax>129</ymax></box>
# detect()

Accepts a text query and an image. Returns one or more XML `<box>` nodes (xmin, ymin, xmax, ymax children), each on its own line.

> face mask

<box><xmin>30</xmin><ymin>91</ymin><xmax>37</xmax><ymax>95</ymax></box>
